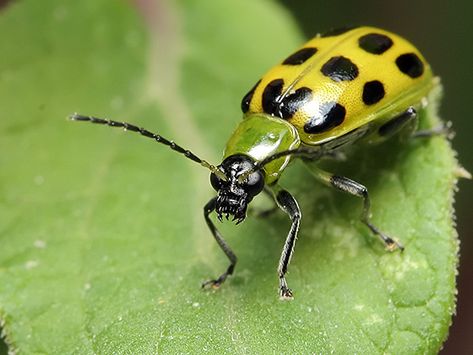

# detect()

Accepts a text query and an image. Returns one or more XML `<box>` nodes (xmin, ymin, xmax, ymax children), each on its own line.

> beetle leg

<box><xmin>412</xmin><ymin>121</ymin><xmax>453</xmax><ymax>139</ymax></box>
<box><xmin>269</xmin><ymin>185</ymin><xmax>302</xmax><ymax>300</ymax></box>
<box><xmin>378</xmin><ymin>106</ymin><xmax>452</xmax><ymax>140</ymax></box>
<box><xmin>202</xmin><ymin>197</ymin><xmax>237</xmax><ymax>289</ymax></box>
<box><xmin>378</xmin><ymin>106</ymin><xmax>417</xmax><ymax>138</ymax></box>
<box><xmin>304</xmin><ymin>164</ymin><xmax>403</xmax><ymax>251</ymax></box>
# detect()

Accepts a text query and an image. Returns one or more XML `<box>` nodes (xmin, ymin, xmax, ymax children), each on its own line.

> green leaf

<box><xmin>0</xmin><ymin>0</ymin><xmax>460</xmax><ymax>353</ymax></box>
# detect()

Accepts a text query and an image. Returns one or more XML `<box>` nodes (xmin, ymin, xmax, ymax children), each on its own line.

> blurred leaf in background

<box><xmin>0</xmin><ymin>0</ymin><xmax>465</xmax><ymax>353</ymax></box>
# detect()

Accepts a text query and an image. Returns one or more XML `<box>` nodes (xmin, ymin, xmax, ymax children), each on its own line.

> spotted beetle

<box><xmin>71</xmin><ymin>26</ymin><xmax>447</xmax><ymax>300</ymax></box>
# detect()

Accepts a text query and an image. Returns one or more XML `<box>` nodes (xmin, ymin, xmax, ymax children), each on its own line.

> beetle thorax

<box><xmin>223</xmin><ymin>114</ymin><xmax>300</xmax><ymax>184</ymax></box>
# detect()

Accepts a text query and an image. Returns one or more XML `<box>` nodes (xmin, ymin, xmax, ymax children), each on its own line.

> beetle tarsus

<box><xmin>202</xmin><ymin>273</ymin><xmax>228</xmax><ymax>290</ymax></box>
<box><xmin>363</xmin><ymin>219</ymin><xmax>404</xmax><ymax>251</ymax></box>
<box><xmin>279</xmin><ymin>278</ymin><xmax>294</xmax><ymax>300</ymax></box>
<box><xmin>385</xmin><ymin>237</ymin><xmax>404</xmax><ymax>252</ymax></box>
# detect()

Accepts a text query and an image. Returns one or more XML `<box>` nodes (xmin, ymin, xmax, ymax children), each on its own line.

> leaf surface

<box><xmin>0</xmin><ymin>0</ymin><xmax>459</xmax><ymax>353</ymax></box>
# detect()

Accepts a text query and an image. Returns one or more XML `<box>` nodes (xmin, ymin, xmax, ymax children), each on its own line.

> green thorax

<box><xmin>224</xmin><ymin>114</ymin><xmax>300</xmax><ymax>184</ymax></box>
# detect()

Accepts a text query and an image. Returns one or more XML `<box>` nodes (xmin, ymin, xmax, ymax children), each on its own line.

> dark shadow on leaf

<box><xmin>0</xmin><ymin>330</ymin><xmax>8</xmax><ymax>355</ymax></box>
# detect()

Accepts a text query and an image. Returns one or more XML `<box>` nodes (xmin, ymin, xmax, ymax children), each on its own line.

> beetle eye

<box><xmin>244</xmin><ymin>171</ymin><xmax>265</xmax><ymax>197</ymax></box>
<box><xmin>210</xmin><ymin>173</ymin><xmax>222</xmax><ymax>191</ymax></box>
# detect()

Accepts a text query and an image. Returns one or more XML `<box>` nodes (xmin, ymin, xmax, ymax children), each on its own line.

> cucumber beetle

<box><xmin>71</xmin><ymin>26</ymin><xmax>446</xmax><ymax>300</ymax></box>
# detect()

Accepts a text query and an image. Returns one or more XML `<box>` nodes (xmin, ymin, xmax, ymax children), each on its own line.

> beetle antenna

<box><xmin>237</xmin><ymin>147</ymin><xmax>323</xmax><ymax>183</ymax></box>
<box><xmin>69</xmin><ymin>113</ymin><xmax>227</xmax><ymax>181</ymax></box>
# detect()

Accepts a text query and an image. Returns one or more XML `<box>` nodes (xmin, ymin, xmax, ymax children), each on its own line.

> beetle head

<box><xmin>210</xmin><ymin>154</ymin><xmax>265</xmax><ymax>223</ymax></box>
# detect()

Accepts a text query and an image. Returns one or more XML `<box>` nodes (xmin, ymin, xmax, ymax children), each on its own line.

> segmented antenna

<box><xmin>69</xmin><ymin>113</ymin><xmax>227</xmax><ymax>180</ymax></box>
<box><xmin>238</xmin><ymin>147</ymin><xmax>323</xmax><ymax>183</ymax></box>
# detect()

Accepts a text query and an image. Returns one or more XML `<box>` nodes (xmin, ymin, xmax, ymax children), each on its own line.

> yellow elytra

<box><xmin>242</xmin><ymin>26</ymin><xmax>434</xmax><ymax>145</ymax></box>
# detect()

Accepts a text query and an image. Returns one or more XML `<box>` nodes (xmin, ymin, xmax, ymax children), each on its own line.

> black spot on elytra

<box><xmin>241</xmin><ymin>79</ymin><xmax>261</xmax><ymax>113</ymax></box>
<box><xmin>321</xmin><ymin>56</ymin><xmax>359</xmax><ymax>82</ymax></box>
<box><xmin>280</xmin><ymin>87</ymin><xmax>312</xmax><ymax>119</ymax></box>
<box><xmin>358</xmin><ymin>33</ymin><xmax>393</xmax><ymax>54</ymax></box>
<box><xmin>262</xmin><ymin>79</ymin><xmax>284</xmax><ymax>116</ymax></box>
<box><xmin>304</xmin><ymin>102</ymin><xmax>346</xmax><ymax>134</ymax></box>
<box><xmin>362</xmin><ymin>80</ymin><xmax>385</xmax><ymax>105</ymax></box>
<box><xmin>396</xmin><ymin>53</ymin><xmax>424</xmax><ymax>78</ymax></box>
<box><xmin>262</xmin><ymin>79</ymin><xmax>312</xmax><ymax>119</ymax></box>
<box><xmin>282</xmin><ymin>47</ymin><xmax>318</xmax><ymax>65</ymax></box>
<box><xmin>321</xmin><ymin>26</ymin><xmax>358</xmax><ymax>37</ymax></box>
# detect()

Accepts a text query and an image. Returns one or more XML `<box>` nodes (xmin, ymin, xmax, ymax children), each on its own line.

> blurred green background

<box><xmin>279</xmin><ymin>1</ymin><xmax>473</xmax><ymax>353</ymax></box>
<box><xmin>0</xmin><ymin>0</ymin><xmax>470</xmax><ymax>353</ymax></box>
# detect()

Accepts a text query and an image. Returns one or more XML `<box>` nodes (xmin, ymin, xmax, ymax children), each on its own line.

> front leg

<box><xmin>269</xmin><ymin>185</ymin><xmax>302</xmax><ymax>300</ymax></box>
<box><xmin>202</xmin><ymin>197</ymin><xmax>237</xmax><ymax>289</ymax></box>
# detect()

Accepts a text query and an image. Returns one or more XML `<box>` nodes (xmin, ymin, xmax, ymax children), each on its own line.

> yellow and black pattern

<box><xmin>241</xmin><ymin>26</ymin><xmax>434</xmax><ymax>145</ymax></box>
